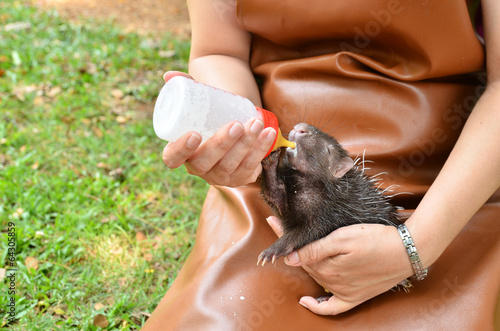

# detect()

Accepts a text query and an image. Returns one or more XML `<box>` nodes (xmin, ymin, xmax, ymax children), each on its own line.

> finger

<box><xmin>285</xmin><ymin>232</ymin><xmax>346</xmax><ymax>267</ymax></box>
<box><xmin>212</xmin><ymin>118</ymin><xmax>266</xmax><ymax>175</ymax></box>
<box><xmin>248</xmin><ymin>163</ymin><xmax>263</xmax><ymax>183</ymax></box>
<box><xmin>237</xmin><ymin>127</ymin><xmax>277</xmax><ymax>173</ymax></box>
<box><xmin>266</xmin><ymin>216</ymin><xmax>284</xmax><ymax>237</ymax></box>
<box><xmin>163</xmin><ymin>71</ymin><xmax>192</xmax><ymax>82</ymax></box>
<box><xmin>299</xmin><ymin>295</ymin><xmax>360</xmax><ymax>316</ymax></box>
<box><xmin>186</xmin><ymin>121</ymin><xmax>244</xmax><ymax>175</ymax></box>
<box><xmin>212</xmin><ymin>126</ymin><xmax>275</xmax><ymax>186</ymax></box>
<box><xmin>162</xmin><ymin>132</ymin><xmax>202</xmax><ymax>169</ymax></box>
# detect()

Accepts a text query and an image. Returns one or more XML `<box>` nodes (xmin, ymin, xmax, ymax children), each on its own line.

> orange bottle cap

<box><xmin>255</xmin><ymin>107</ymin><xmax>296</xmax><ymax>157</ymax></box>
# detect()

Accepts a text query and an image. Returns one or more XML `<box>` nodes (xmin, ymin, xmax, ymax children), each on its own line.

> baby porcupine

<box><xmin>258</xmin><ymin>123</ymin><xmax>400</xmax><ymax>266</ymax></box>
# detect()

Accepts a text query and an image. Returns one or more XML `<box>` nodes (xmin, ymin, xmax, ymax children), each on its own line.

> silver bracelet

<box><xmin>397</xmin><ymin>224</ymin><xmax>428</xmax><ymax>281</ymax></box>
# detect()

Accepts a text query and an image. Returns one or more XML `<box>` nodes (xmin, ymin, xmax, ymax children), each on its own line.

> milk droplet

<box><xmin>240</xmin><ymin>296</ymin><xmax>245</xmax><ymax>300</ymax></box>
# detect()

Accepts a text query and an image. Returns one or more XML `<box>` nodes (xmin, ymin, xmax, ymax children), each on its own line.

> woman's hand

<box><xmin>161</xmin><ymin>71</ymin><xmax>276</xmax><ymax>187</ymax></box>
<box><xmin>266</xmin><ymin>216</ymin><xmax>415</xmax><ymax>315</ymax></box>
<box><xmin>162</xmin><ymin>120</ymin><xmax>276</xmax><ymax>187</ymax></box>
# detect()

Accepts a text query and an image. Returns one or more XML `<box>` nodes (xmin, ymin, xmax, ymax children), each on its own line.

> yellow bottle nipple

<box><xmin>272</xmin><ymin>129</ymin><xmax>296</xmax><ymax>151</ymax></box>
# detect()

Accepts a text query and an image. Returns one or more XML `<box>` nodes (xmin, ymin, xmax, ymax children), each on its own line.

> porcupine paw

<box><xmin>315</xmin><ymin>295</ymin><xmax>332</xmax><ymax>303</ymax></box>
<box><xmin>257</xmin><ymin>244</ymin><xmax>290</xmax><ymax>267</ymax></box>
<box><xmin>257</xmin><ymin>249</ymin><xmax>280</xmax><ymax>267</ymax></box>
<box><xmin>261</xmin><ymin>149</ymin><xmax>280</xmax><ymax>170</ymax></box>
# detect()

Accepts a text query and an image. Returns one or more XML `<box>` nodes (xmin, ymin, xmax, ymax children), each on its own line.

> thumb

<box><xmin>299</xmin><ymin>295</ymin><xmax>361</xmax><ymax>315</ymax></box>
<box><xmin>266</xmin><ymin>216</ymin><xmax>284</xmax><ymax>237</ymax></box>
<box><xmin>163</xmin><ymin>71</ymin><xmax>192</xmax><ymax>83</ymax></box>
<box><xmin>285</xmin><ymin>232</ymin><xmax>345</xmax><ymax>267</ymax></box>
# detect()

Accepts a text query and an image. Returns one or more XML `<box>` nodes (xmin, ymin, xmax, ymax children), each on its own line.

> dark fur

<box><xmin>258</xmin><ymin>123</ymin><xmax>400</xmax><ymax>265</ymax></box>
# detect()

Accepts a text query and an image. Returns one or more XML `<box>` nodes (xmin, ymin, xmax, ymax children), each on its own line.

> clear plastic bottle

<box><xmin>153</xmin><ymin>74</ymin><xmax>295</xmax><ymax>156</ymax></box>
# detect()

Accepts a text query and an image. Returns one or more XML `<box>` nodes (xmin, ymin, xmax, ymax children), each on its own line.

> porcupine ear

<box><xmin>333</xmin><ymin>156</ymin><xmax>354</xmax><ymax>178</ymax></box>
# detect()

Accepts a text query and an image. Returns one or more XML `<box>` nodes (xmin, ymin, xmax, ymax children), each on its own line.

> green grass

<box><xmin>0</xmin><ymin>1</ymin><xmax>209</xmax><ymax>329</ymax></box>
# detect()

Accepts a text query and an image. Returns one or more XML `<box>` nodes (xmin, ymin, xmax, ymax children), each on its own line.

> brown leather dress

<box><xmin>142</xmin><ymin>0</ymin><xmax>500</xmax><ymax>330</ymax></box>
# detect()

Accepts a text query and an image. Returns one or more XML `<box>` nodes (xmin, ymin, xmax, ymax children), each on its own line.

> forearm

<box><xmin>407</xmin><ymin>81</ymin><xmax>500</xmax><ymax>267</ymax></box>
<box><xmin>189</xmin><ymin>54</ymin><xmax>262</xmax><ymax>107</ymax></box>
<box><xmin>186</xmin><ymin>0</ymin><xmax>260</xmax><ymax>107</ymax></box>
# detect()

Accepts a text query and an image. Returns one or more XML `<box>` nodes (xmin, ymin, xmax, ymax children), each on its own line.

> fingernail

<box><xmin>186</xmin><ymin>134</ymin><xmax>201</xmax><ymax>149</ymax></box>
<box><xmin>229</xmin><ymin>122</ymin><xmax>244</xmax><ymax>138</ymax></box>
<box><xmin>298</xmin><ymin>301</ymin><xmax>309</xmax><ymax>309</ymax></box>
<box><xmin>266</xmin><ymin>216</ymin><xmax>277</xmax><ymax>229</ymax></box>
<box><xmin>285</xmin><ymin>251</ymin><xmax>300</xmax><ymax>266</ymax></box>
<box><xmin>265</xmin><ymin>128</ymin><xmax>277</xmax><ymax>143</ymax></box>
<box><xmin>250</xmin><ymin>119</ymin><xmax>264</xmax><ymax>134</ymax></box>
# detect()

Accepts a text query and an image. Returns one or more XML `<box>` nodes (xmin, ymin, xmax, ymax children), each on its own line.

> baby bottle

<box><xmin>153</xmin><ymin>73</ymin><xmax>295</xmax><ymax>157</ymax></box>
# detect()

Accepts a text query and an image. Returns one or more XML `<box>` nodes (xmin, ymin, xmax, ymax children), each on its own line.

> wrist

<box><xmin>397</xmin><ymin>223</ymin><xmax>428</xmax><ymax>280</ymax></box>
<box><xmin>387</xmin><ymin>225</ymin><xmax>416</xmax><ymax>280</ymax></box>
<box><xmin>403</xmin><ymin>211</ymin><xmax>450</xmax><ymax>269</ymax></box>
